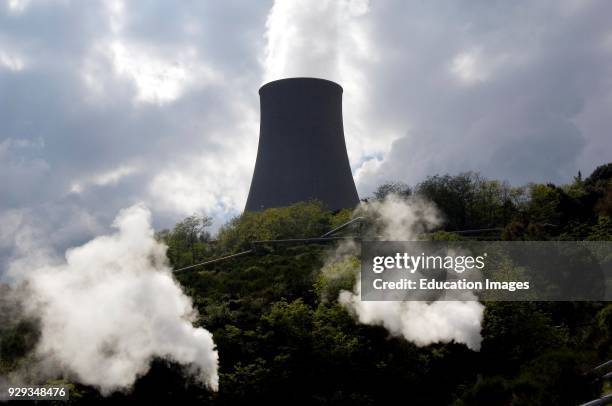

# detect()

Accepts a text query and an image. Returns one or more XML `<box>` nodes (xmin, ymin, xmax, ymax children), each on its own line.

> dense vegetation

<box><xmin>1</xmin><ymin>163</ymin><xmax>611</xmax><ymax>405</ymax></box>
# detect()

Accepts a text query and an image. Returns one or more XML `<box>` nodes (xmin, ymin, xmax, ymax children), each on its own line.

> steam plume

<box><xmin>261</xmin><ymin>0</ymin><xmax>384</xmax><ymax>162</ymax></box>
<box><xmin>262</xmin><ymin>0</ymin><xmax>369</xmax><ymax>83</ymax></box>
<box><xmin>4</xmin><ymin>205</ymin><xmax>218</xmax><ymax>394</ymax></box>
<box><xmin>334</xmin><ymin>195</ymin><xmax>484</xmax><ymax>350</ymax></box>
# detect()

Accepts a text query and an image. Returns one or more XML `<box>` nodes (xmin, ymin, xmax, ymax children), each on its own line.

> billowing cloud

<box><xmin>6</xmin><ymin>205</ymin><xmax>219</xmax><ymax>394</ymax></box>
<box><xmin>0</xmin><ymin>1</ymin><xmax>269</xmax><ymax>267</ymax></box>
<box><xmin>353</xmin><ymin>0</ymin><xmax>612</xmax><ymax>194</ymax></box>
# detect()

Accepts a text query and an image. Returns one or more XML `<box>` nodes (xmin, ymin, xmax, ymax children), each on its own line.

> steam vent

<box><xmin>245</xmin><ymin>78</ymin><xmax>360</xmax><ymax>212</ymax></box>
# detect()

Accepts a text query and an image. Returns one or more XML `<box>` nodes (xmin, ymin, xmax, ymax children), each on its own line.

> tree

<box><xmin>586</xmin><ymin>163</ymin><xmax>612</xmax><ymax>189</ymax></box>
<box><xmin>416</xmin><ymin>172</ymin><xmax>520</xmax><ymax>230</ymax></box>
<box><xmin>373</xmin><ymin>182</ymin><xmax>411</xmax><ymax>200</ymax></box>
<box><xmin>216</xmin><ymin>201</ymin><xmax>335</xmax><ymax>252</ymax></box>
<box><xmin>157</xmin><ymin>214</ymin><xmax>213</xmax><ymax>269</ymax></box>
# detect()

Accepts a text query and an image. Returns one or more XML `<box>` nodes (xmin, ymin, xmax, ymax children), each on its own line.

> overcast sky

<box><xmin>1</xmin><ymin>0</ymin><xmax>611</xmax><ymax>269</ymax></box>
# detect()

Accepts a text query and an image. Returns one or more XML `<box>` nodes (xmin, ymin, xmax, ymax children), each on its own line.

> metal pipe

<box><xmin>252</xmin><ymin>236</ymin><xmax>359</xmax><ymax>245</ymax></box>
<box><xmin>320</xmin><ymin>216</ymin><xmax>365</xmax><ymax>237</ymax></box>
<box><xmin>593</xmin><ymin>360</ymin><xmax>612</xmax><ymax>373</ymax></box>
<box><xmin>580</xmin><ymin>394</ymin><xmax>612</xmax><ymax>406</ymax></box>
<box><xmin>174</xmin><ymin>250</ymin><xmax>254</xmax><ymax>273</ymax></box>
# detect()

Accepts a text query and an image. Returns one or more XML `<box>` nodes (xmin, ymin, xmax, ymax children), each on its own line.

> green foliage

<box><xmin>527</xmin><ymin>183</ymin><xmax>563</xmax><ymax>225</ymax></box>
<box><xmin>480</xmin><ymin>302</ymin><xmax>565</xmax><ymax>374</ymax></box>
<box><xmin>413</xmin><ymin>165</ymin><xmax>612</xmax><ymax>241</ymax></box>
<box><xmin>457</xmin><ymin>351</ymin><xmax>595</xmax><ymax>406</ymax></box>
<box><xmin>0</xmin><ymin>319</ymin><xmax>39</xmax><ymax>372</ymax></box>
<box><xmin>427</xmin><ymin>230</ymin><xmax>462</xmax><ymax>241</ymax></box>
<box><xmin>597</xmin><ymin>304</ymin><xmax>612</xmax><ymax>339</ymax></box>
<box><xmin>156</xmin><ymin>214</ymin><xmax>214</xmax><ymax>269</ymax></box>
<box><xmin>329</xmin><ymin>208</ymin><xmax>354</xmax><ymax>230</ymax></box>
<box><xmin>0</xmin><ymin>287</ymin><xmax>40</xmax><ymax>374</ymax></box>
<box><xmin>455</xmin><ymin>376</ymin><xmax>511</xmax><ymax>406</ymax></box>
<box><xmin>587</xmin><ymin>216</ymin><xmax>612</xmax><ymax>240</ymax></box>
<box><xmin>511</xmin><ymin>350</ymin><xmax>595</xmax><ymax>405</ymax></box>
<box><xmin>596</xmin><ymin>186</ymin><xmax>612</xmax><ymax>217</ymax></box>
<box><xmin>415</xmin><ymin>172</ymin><xmax>521</xmax><ymax>231</ymax></box>
<box><xmin>216</xmin><ymin>201</ymin><xmax>335</xmax><ymax>252</ymax></box>
<box><xmin>315</xmin><ymin>255</ymin><xmax>359</xmax><ymax>302</ymax></box>
<box><xmin>586</xmin><ymin>163</ymin><xmax>612</xmax><ymax>189</ymax></box>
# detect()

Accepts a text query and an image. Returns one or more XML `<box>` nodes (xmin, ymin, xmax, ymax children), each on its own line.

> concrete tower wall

<box><xmin>245</xmin><ymin>78</ymin><xmax>360</xmax><ymax>212</ymax></box>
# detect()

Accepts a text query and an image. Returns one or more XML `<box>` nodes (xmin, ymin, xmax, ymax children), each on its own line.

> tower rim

<box><xmin>259</xmin><ymin>77</ymin><xmax>343</xmax><ymax>95</ymax></box>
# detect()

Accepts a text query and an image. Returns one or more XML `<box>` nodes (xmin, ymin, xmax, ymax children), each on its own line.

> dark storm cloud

<box><xmin>354</xmin><ymin>0</ymin><xmax>612</xmax><ymax>193</ymax></box>
<box><xmin>0</xmin><ymin>1</ymin><xmax>271</xmax><ymax>271</ymax></box>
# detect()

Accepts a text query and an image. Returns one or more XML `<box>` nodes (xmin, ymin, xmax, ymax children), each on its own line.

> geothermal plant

<box><xmin>245</xmin><ymin>78</ymin><xmax>359</xmax><ymax>212</ymax></box>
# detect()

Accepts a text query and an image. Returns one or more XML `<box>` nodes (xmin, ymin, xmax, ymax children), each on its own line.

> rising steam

<box><xmin>262</xmin><ymin>0</ymin><xmax>370</xmax><ymax>83</ymax></box>
<box><xmin>261</xmin><ymin>0</ymin><xmax>391</xmax><ymax>179</ymax></box>
<box><xmin>333</xmin><ymin>195</ymin><xmax>484</xmax><ymax>350</ymax></box>
<box><xmin>4</xmin><ymin>205</ymin><xmax>218</xmax><ymax>394</ymax></box>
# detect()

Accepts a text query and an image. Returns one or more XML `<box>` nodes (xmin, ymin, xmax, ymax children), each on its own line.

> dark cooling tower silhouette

<box><xmin>245</xmin><ymin>78</ymin><xmax>360</xmax><ymax>212</ymax></box>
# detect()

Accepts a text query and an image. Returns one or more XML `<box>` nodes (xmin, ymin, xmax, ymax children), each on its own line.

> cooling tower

<box><xmin>245</xmin><ymin>78</ymin><xmax>360</xmax><ymax>212</ymax></box>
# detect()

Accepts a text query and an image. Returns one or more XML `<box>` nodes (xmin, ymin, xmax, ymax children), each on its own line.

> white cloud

<box><xmin>105</xmin><ymin>0</ymin><xmax>126</xmax><ymax>34</ymax></box>
<box><xmin>70</xmin><ymin>164</ymin><xmax>140</xmax><ymax>194</ymax></box>
<box><xmin>0</xmin><ymin>209</ymin><xmax>23</xmax><ymax>248</ymax></box>
<box><xmin>150</xmin><ymin>136</ymin><xmax>256</xmax><ymax>218</ymax></box>
<box><xmin>6</xmin><ymin>0</ymin><xmax>30</xmax><ymax>15</ymax></box>
<box><xmin>451</xmin><ymin>50</ymin><xmax>486</xmax><ymax>84</ymax></box>
<box><xmin>97</xmin><ymin>40</ymin><xmax>219</xmax><ymax>105</ymax></box>
<box><xmin>0</xmin><ymin>51</ymin><xmax>25</xmax><ymax>71</ymax></box>
<box><xmin>92</xmin><ymin>164</ymin><xmax>138</xmax><ymax>186</ymax></box>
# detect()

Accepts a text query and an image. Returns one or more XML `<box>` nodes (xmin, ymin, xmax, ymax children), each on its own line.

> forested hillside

<box><xmin>1</xmin><ymin>163</ymin><xmax>611</xmax><ymax>405</ymax></box>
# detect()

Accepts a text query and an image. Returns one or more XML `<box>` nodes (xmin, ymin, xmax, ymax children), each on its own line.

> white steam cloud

<box><xmin>336</xmin><ymin>195</ymin><xmax>484</xmax><ymax>351</ymax></box>
<box><xmin>5</xmin><ymin>205</ymin><xmax>218</xmax><ymax>394</ymax></box>
<box><xmin>339</xmin><ymin>290</ymin><xmax>484</xmax><ymax>350</ymax></box>
<box><xmin>262</xmin><ymin>0</ymin><xmax>370</xmax><ymax>83</ymax></box>
<box><xmin>262</xmin><ymin>0</ymin><xmax>392</xmax><ymax>163</ymax></box>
